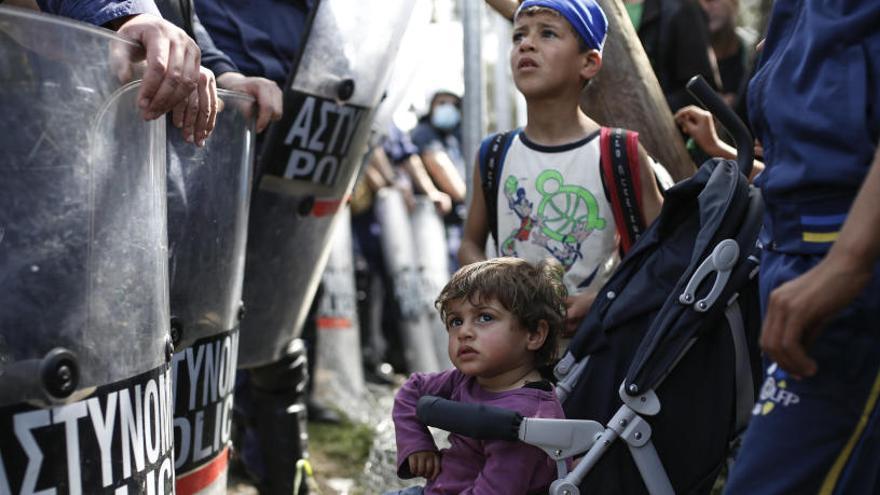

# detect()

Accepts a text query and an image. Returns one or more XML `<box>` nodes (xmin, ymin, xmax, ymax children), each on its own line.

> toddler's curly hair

<box><xmin>435</xmin><ymin>257</ymin><xmax>568</xmax><ymax>367</ymax></box>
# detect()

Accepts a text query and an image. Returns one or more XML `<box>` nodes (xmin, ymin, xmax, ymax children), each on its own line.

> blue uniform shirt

<box><xmin>382</xmin><ymin>123</ymin><xmax>419</xmax><ymax>165</ymax></box>
<box><xmin>749</xmin><ymin>1</ymin><xmax>880</xmax><ymax>254</ymax></box>
<box><xmin>195</xmin><ymin>0</ymin><xmax>315</xmax><ymax>87</ymax></box>
<box><xmin>37</xmin><ymin>0</ymin><xmax>161</xmax><ymax>26</ymax></box>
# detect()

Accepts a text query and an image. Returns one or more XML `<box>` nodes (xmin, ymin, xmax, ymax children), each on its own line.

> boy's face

<box><xmin>510</xmin><ymin>11</ymin><xmax>598</xmax><ymax>99</ymax></box>
<box><xmin>443</xmin><ymin>296</ymin><xmax>545</xmax><ymax>388</ymax></box>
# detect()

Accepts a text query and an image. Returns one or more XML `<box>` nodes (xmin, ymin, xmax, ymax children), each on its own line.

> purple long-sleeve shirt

<box><xmin>393</xmin><ymin>369</ymin><xmax>564</xmax><ymax>494</ymax></box>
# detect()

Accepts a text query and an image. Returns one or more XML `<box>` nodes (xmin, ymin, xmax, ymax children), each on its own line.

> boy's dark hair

<box><xmin>516</xmin><ymin>6</ymin><xmax>590</xmax><ymax>53</ymax></box>
<box><xmin>435</xmin><ymin>257</ymin><xmax>567</xmax><ymax>367</ymax></box>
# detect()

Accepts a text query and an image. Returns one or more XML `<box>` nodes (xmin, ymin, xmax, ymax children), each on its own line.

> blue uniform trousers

<box><xmin>725</xmin><ymin>250</ymin><xmax>880</xmax><ymax>494</ymax></box>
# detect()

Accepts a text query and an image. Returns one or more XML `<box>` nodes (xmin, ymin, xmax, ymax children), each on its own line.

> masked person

<box><xmin>410</xmin><ymin>90</ymin><xmax>468</xmax><ymax>272</ymax></box>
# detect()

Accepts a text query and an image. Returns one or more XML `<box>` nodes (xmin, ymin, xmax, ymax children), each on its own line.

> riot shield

<box><xmin>374</xmin><ymin>188</ymin><xmax>441</xmax><ymax>373</ymax></box>
<box><xmin>314</xmin><ymin>206</ymin><xmax>368</xmax><ymax>418</ymax></box>
<box><xmin>410</xmin><ymin>197</ymin><xmax>454</xmax><ymax>370</ymax></box>
<box><xmin>0</xmin><ymin>8</ymin><xmax>173</xmax><ymax>494</ymax></box>
<box><xmin>165</xmin><ymin>90</ymin><xmax>255</xmax><ymax>494</ymax></box>
<box><xmin>239</xmin><ymin>0</ymin><xmax>417</xmax><ymax>368</ymax></box>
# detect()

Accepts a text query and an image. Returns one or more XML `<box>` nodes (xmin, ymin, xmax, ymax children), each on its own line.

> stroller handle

<box><xmin>686</xmin><ymin>75</ymin><xmax>755</xmax><ymax>178</ymax></box>
<box><xmin>416</xmin><ymin>396</ymin><xmax>522</xmax><ymax>442</ymax></box>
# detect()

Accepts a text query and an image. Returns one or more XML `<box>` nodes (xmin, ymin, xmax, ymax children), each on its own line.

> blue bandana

<box><xmin>516</xmin><ymin>0</ymin><xmax>608</xmax><ymax>52</ymax></box>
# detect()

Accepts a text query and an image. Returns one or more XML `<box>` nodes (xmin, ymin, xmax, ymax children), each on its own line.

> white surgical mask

<box><xmin>431</xmin><ymin>103</ymin><xmax>460</xmax><ymax>131</ymax></box>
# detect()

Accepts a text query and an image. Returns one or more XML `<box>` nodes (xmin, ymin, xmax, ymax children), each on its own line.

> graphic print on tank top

<box><xmin>497</xmin><ymin>133</ymin><xmax>618</xmax><ymax>293</ymax></box>
<box><xmin>500</xmin><ymin>169</ymin><xmax>608</xmax><ymax>269</ymax></box>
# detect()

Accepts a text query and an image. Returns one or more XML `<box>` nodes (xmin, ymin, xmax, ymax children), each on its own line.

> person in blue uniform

<box><xmin>195</xmin><ymin>2</ymin><xmax>317</xmax><ymax>494</ymax></box>
<box><xmin>724</xmin><ymin>2</ymin><xmax>880</xmax><ymax>494</ymax></box>
<box><xmin>154</xmin><ymin>0</ymin><xmax>282</xmax><ymax>138</ymax></box>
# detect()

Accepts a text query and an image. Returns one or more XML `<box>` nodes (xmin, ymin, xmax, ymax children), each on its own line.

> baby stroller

<box><xmin>417</xmin><ymin>77</ymin><xmax>764</xmax><ymax>495</ymax></box>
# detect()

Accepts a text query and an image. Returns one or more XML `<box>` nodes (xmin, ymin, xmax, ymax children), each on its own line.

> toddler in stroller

<box><xmin>387</xmin><ymin>257</ymin><xmax>571</xmax><ymax>494</ymax></box>
<box><xmin>416</xmin><ymin>77</ymin><xmax>765</xmax><ymax>495</ymax></box>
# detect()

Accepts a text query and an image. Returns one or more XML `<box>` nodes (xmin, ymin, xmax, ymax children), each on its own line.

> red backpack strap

<box><xmin>600</xmin><ymin>127</ymin><xmax>646</xmax><ymax>255</ymax></box>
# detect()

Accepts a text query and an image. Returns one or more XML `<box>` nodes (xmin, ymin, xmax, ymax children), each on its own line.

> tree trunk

<box><xmin>580</xmin><ymin>0</ymin><xmax>695</xmax><ymax>181</ymax></box>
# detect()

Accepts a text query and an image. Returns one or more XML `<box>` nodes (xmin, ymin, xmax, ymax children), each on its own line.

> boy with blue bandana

<box><xmin>459</xmin><ymin>0</ymin><xmax>664</xmax><ymax>336</ymax></box>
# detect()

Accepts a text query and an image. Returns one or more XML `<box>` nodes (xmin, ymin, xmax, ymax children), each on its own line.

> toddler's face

<box><xmin>443</xmin><ymin>296</ymin><xmax>537</xmax><ymax>384</ymax></box>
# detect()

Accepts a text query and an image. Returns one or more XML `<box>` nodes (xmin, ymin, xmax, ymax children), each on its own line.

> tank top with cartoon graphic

<box><xmin>496</xmin><ymin>131</ymin><xmax>618</xmax><ymax>294</ymax></box>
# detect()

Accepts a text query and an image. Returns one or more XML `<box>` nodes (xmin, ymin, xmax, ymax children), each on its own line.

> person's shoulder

<box><xmin>480</xmin><ymin>127</ymin><xmax>521</xmax><ymax>143</ymax></box>
<box><xmin>410</xmin><ymin>121</ymin><xmax>441</xmax><ymax>147</ymax></box>
<box><xmin>411</xmin><ymin>121</ymin><xmax>437</xmax><ymax>138</ymax></box>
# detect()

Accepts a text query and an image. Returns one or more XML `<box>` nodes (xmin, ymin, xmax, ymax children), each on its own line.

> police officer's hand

<box><xmin>407</xmin><ymin>451</ymin><xmax>441</xmax><ymax>480</ymax></box>
<box><xmin>171</xmin><ymin>66</ymin><xmax>219</xmax><ymax>146</ymax></box>
<box><xmin>114</xmin><ymin>14</ymin><xmax>201</xmax><ymax>121</ymax></box>
<box><xmin>217</xmin><ymin>72</ymin><xmax>283</xmax><ymax>133</ymax></box>
<box><xmin>761</xmin><ymin>252</ymin><xmax>871</xmax><ymax>378</ymax></box>
<box><xmin>429</xmin><ymin>190</ymin><xmax>453</xmax><ymax>216</ymax></box>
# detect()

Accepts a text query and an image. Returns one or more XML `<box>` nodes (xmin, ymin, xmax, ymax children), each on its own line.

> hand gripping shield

<box><xmin>239</xmin><ymin>0</ymin><xmax>416</xmax><ymax>367</ymax></box>
<box><xmin>0</xmin><ymin>9</ymin><xmax>172</xmax><ymax>493</ymax></box>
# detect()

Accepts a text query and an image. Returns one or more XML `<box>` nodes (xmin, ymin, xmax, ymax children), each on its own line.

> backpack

<box><xmin>553</xmin><ymin>155</ymin><xmax>764</xmax><ymax>494</ymax></box>
<box><xmin>478</xmin><ymin>127</ymin><xmax>647</xmax><ymax>256</ymax></box>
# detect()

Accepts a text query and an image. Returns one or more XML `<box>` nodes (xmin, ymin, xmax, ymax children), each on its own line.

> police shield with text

<box><xmin>166</xmin><ymin>90</ymin><xmax>256</xmax><ymax>494</ymax></box>
<box><xmin>235</xmin><ymin>0</ymin><xmax>416</xmax><ymax>493</ymax></box>
<box><xmin>0</xmin><ymin>9</ymin><xmax>173</xmax><ymax>494</ymax></box>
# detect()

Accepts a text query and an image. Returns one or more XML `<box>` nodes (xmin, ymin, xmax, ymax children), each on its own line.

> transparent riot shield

<box><xmin>410</xmin><ymin>197</ymin><xmax>454</xmax><ymax>370</ymax></box>
<box><xmin>165</xmin><ymin>90</ymin><xmax>255</xmax><ymax>494</ymax></box>
<box><xmin>0</xmin><ymin>8</ymin><xmax>173</xmax><ymax>494</ymax></box>
<box><xmin>374</xmin><ymin>188</ymin><xmax>442</xmax><ymax>373</ymax></box>
<box><xmin>239</xmin><ymin>0</ymin><xmax>417</xmax><ymax>368</ymax></box>
<box><xmin>314</xmin><ymin>206</ymin><xmax>369</xmax><ymax>419</ymax></box>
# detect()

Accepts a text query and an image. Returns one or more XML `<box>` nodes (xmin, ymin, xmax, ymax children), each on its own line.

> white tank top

<box><xmin>496</xmin><ymin>131</ymin><xmax>619</xmax><ymax>294</ymax></box>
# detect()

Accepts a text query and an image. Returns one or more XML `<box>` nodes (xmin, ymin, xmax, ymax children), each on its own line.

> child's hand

<box><xmin>408</xmin><ymin>451</ymin><xmax>441</xmax><ymax>480</ymax></box>
<box><xmin>563</xmin><ymin>291</ymin><xmax>597</xmax><ymax>337</ymax></box>
<box><xmin>674</xmin><ymin>105</ymin><xmax>722</xmax><ymax>156</ymax></box>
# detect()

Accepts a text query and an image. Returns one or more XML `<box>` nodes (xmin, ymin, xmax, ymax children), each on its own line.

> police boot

<box><xmin>248</xmin><ymin>339</ymin><xmax>311</xmax><ymax>495</ymax></box>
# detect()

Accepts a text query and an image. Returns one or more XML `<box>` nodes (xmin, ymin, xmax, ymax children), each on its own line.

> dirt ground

<box><xmin>226</xmin><ymin>380</ymin><xmax>409</xmax><ymax>495</ymax></box>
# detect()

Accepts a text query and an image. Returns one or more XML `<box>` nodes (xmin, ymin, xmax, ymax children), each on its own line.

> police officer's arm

<box><xmin>762</xmin><ymin>144</ymin><xmax>880</xmax><ymax>378</ymax></box>
<box><xmin>216</xmin><ymin>73</ymin><xmax>282</xmax><ymax>134</ymax></box>
<box><xmin>369</xmin><ymin>147</ymin><xmax>416</xmax><ymax>210</ymax></box>
<box><xmin>111</xmin><ymin>15</ymin><xmax>202</xmax><ymax>122</ymax></box>
<box><xmin>421</xmin><ymin>149</ymin><xmax>467</xmax><ymax>204</ymax></box>
<box><xmin>35</xmin><ymin>1</ymin><xmax>202</xmax><ymax>123</ymax></box>
<box><xmin>193</xmin><ymin>12</ymin><xmax>282</xmax><ymax>134</ymax></box>
<box><xmin>402</xmin><ymin>154</ymin><xmax>453</xmax><ymax>215</ymax></box>
<box><xmin>459</xmin><ymin>159</ymin><xmax>489</xmax><ymax>266</ymax></box>
<box><xmin>363</xmin><ymin>161</ymin><xmax>390</xmax><ymax>192</ymax></box>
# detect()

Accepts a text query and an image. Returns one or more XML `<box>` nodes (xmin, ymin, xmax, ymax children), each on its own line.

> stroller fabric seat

<box><xmin>556</xmin><ymin>158</ymin><xmax>765</xmax><ymax>495</ymax></box>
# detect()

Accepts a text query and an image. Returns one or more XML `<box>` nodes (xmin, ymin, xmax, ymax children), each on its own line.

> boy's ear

<box><xmin>580</xmin><ymin>50</ymin><xmax>602</xmax><ymax>82</ymax></box>
<box><xmin>526</xmin><ymin>320</ymin><xmax>549</xmax><ymax>351</ymax></box>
